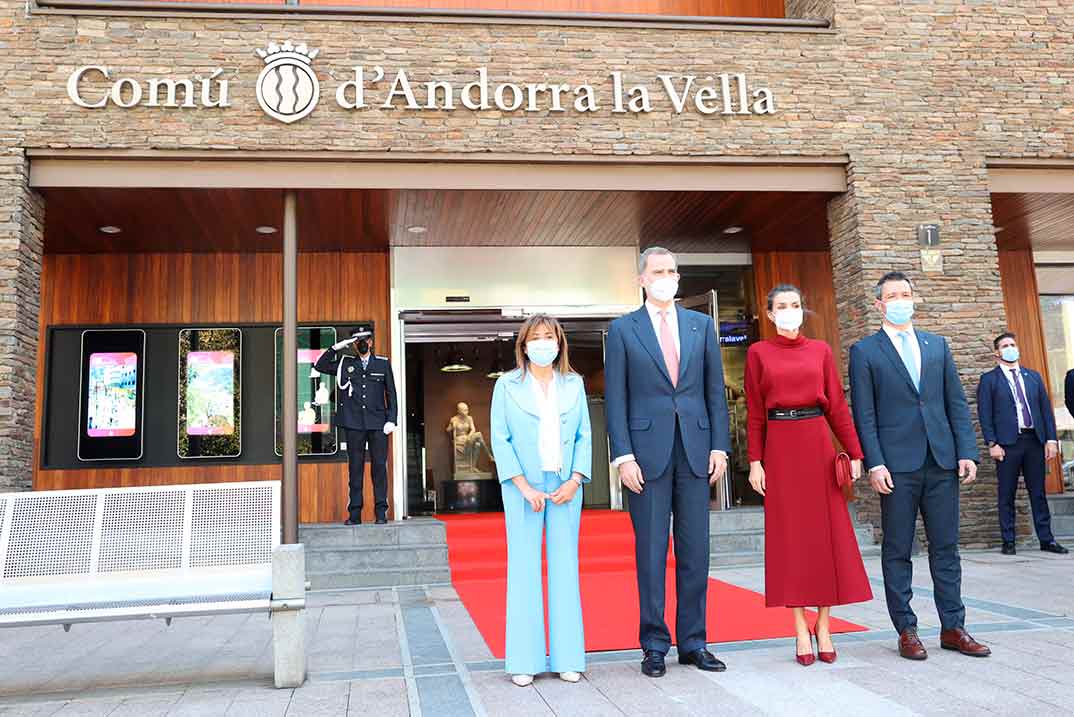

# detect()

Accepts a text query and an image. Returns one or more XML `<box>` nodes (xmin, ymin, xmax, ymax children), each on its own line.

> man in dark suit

<box><xmin>605</xmin><ymin>247</ymin><xmax>731</xmax><ymax>678</ymax></box>
<box><xmin>977</xmin><ymin>332</ymin><xmax>1067</xmax><ymax>555</ymax></box>
<box><xmin>315</xmin><ymin>325</ymin><xmax>398</xmax><ymax>525</ymax></box>
<box><xmin>849</xmin><ymin>271</ymin><xmax>991</xmax><ymax>660</ymax></box>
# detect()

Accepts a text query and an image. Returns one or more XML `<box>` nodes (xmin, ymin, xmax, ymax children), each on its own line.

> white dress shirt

<box><xmin>1001</xmin><ymin>363</ymin><xmax>1033</xmax><ymax>430</ymax></box>
<box><xmin>870</xmin><ymin>324</ymin><xmax>922</xmax><ymax>474</ymax></box>
<box><xmin>645</xmin><ymin>300</ymin><xmax>680</xmax><ymax>357</ymax></box>
<box><xmin>997</xmin><ymin>363</ymin><xmax>1056</xmax><ymax>446</ymax></box>
<box><xmin>531</xmin><ymin>373</ymin><xmax>562</xmax><ymax>472</ymax></box>
<box><xmin>882</xmin><ymin>324</ymin><xmax>921</xmax><ymax>377</ymax></box>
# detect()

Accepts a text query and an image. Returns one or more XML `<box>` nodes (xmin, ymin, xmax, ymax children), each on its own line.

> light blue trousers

<box><xmin>502</xmin><ymin>471</ymin><xmax>585</xmax><ymax>675</ymax></box>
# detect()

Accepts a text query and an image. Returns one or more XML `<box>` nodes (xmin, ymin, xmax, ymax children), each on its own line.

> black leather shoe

<box><xmin>344</xmin><ymin>518</ymin><xmax>361</xmax><ymax>526</ymax></box>
<box><xmin>1001</xmin><ymin>542</ymin><xmax>1016</xmax><ymax>555</ymax></box>
<box><xmin>375</xmin><ymin>517</ymin><xmax>388</xmax><ymax>525</ymax></box>
<box><xmin>641</xmin><ymin>650</ymin><xmax>666</xmax><ymax>678</ymax></box>
<box><xmin>677</xmin><ymin>648</ymin><xmax>727</xmax><ymax>672</ymax></box>
<box><xmin>1041</xmin><ymin>541</ymin><xmax>1069</xmax><ymax>554</ymax></box>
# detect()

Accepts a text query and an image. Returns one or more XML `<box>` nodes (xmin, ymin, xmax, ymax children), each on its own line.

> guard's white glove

<box><xmin>332</xmin><ymin>337</ymin><xmax>357</xmax><ymax>351</ymax></box>
<box><xmin>383</xmin><ymin>422</ymin><xmax>397</xmax><ymax>435</ymax></box>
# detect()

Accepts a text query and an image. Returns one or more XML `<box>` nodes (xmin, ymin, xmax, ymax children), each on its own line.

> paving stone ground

<box><xmin>1</xmin><ymin>550</ymin><xmax>1071</xmax><ymax>716</ymax></box>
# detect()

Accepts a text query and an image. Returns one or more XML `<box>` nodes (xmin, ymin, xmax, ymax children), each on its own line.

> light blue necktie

<box><xmin>898</xmin><ymin>330</ymin><xmax>920</xmax><ymax>390</ymax></box>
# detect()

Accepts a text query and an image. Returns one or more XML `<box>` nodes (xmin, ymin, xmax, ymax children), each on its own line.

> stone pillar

<box><xmin>828</xmin><ymin>157</ymin><xmax>1021</xmax><ymax>548</ymax></box>
<box><xmin>272</xmin><ymin>543</ymin><xmax>307</xmax><ymax>688</ymax></box>
<box><xmin>0</xmin><ymin>149</ymin><xmax>43</xmax><ymax>493</ymax></box>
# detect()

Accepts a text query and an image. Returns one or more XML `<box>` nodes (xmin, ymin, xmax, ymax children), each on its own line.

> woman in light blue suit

<box><xmin>490</xmin><ymin>313</ymin><xmax>592</xmax><ymax>687</ymax></box>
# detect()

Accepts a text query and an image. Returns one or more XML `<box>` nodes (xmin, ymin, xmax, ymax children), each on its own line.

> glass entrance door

<box><xmin>679</xmin><ymin>291</ymin><xmax>732</xmax><ymax>510</ymax></box>
<box><xmin>397</xmin><ymin>308</ymin><xmax>627</xmax><ymax>516</ymax></box>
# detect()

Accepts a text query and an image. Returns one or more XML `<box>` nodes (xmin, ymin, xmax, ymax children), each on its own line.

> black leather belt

<box><xmin>768</xmin><ymin>406</ymin><xmax>823</xmax><ymax>420</ymax></box>
<box><xmin>1020</xmin><ymin>428</ymin><xmax>1036</xmax><ymax>434</ymax></box>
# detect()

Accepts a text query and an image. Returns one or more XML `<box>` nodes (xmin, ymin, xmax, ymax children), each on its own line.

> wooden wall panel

<box><xmin>751</xmin><ymin>250</ymin><xmax>842</xmax><ymax>365</ymax></box>
<box><xmin>295</xmin><ymin>0</ymin><xmax>785</xmax><ymax>17</ymax></box>
<box><xmin>997</xmin><ymin>248</ymin><xmax>1064</xmax><ymax>493</ymax></box>
<box><xmin>33</xmin><ymin>251</ymin><xmax>392</xmax><ymax>522</ymax></box>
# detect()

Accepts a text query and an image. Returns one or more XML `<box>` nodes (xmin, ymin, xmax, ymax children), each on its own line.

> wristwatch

<box><xmin>570</xmin><ymin>475</ymin><xmax>584</xmax><ymax>486</ymax></box>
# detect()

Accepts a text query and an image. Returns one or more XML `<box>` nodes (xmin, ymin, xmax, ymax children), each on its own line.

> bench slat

<box><xmin>0</xmin><ymin>598</ymin><xmax>273</xmax><ymax>629</ymax></box>
<box><xmin>0</xmin><ymin>590</ymin><xmax>272</xmax><ymax>618</ymax></box>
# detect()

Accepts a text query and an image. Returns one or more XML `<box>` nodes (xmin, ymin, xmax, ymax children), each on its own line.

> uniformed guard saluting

<box><xmin>314</xmin><ymin>325</ymin><xmax>398</xmax><ymax>525</ymax></box>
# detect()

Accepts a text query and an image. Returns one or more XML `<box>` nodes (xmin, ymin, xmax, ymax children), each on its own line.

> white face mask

<box><xmin>772</xmin><ymin>308</ymin><xmax>803</xmax><ymax>331</ymax></box>
<box><xmin>646</xmin><ymin>277</ymin><xmax>679</xmax><ymax>303</ymax></box>
<box><xmin>525</xmin><ymin>339</ymin><xmax>559</xmax><ymax>367</ymax></box>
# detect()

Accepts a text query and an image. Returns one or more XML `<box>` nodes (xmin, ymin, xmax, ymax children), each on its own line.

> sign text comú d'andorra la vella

<box><xmin>66</xmin><ymin>41</ymin><xmax>777</xmax><ymax>124</ymax></box>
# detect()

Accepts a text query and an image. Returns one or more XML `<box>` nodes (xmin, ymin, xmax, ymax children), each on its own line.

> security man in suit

<box><xmin>315</xmin><ymin>325</ymin><xmax>397</xmax><ymax>525</ymax></box>
<box><xmin>977</xmin><ymin>332</ymin><xmax>1067</xmax><ymax>555</ymax></box>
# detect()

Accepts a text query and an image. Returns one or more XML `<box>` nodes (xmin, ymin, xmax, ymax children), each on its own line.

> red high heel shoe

<box><xmin>795</xmin><ymin>634</ymin><xmax>815</xmax><ymax>666</ymax></box>
<box><xmin>813</xmin><ymin>629</ymin><xmax>837</xmax><ymax>664</ymax></box>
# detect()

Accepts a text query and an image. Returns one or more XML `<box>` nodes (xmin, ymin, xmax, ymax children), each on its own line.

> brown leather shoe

<box><xmin>940</xmin><ymin>627</ymin><xmax>991</xmax><ymax>657</ymax></box>
<box><xmin>899</xmin><ymin>629</ymin><xmax>928</xmax><ymax>660</ymax></box>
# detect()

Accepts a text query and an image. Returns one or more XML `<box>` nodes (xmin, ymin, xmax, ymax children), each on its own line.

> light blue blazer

<box><xmin>490</xmin><ymin>369</ymin><xmax>592</xmax><ymax>485</ymax></box>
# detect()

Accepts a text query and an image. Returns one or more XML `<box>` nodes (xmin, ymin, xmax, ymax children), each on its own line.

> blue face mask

<box><xmin>526</xmin><ymin>339</ymin><xmax>559</xmax><ymax>368</ymax></box>
<box><xmin>884</xmin><ymin>299</ymin><xmax>914</xmax><ymax>325</ymax></box>
<box><xmin>1000</xmin><ymin>346</ymin><xmax>1020</xmax><ymax>363</ymax></box>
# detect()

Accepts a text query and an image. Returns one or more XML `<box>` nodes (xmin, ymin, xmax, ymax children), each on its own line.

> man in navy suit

<box><xmin>977</xmin><ymin>332</ymin><xmax>1067</xmax><ymax>555</ymax></box>
<box><xmin>849</xmin><ymin>271</ymin><xmax>991</xmax><ymax>660</ymax></box>
<box><xmin>605</xmin><ymin>247</ymin><xmax>731</xmax><ymax>678</ymax></box>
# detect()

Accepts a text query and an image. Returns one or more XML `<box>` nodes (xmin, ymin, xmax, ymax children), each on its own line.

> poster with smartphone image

<box><xmin>178</xmin><ymin>328</ymin><xmax>241</xmax><ymax>458</ymax></box>
<box><xmin>78</xmin><ymin>329</ymin><xmax>146</xmax><ymax>461</ymax></box>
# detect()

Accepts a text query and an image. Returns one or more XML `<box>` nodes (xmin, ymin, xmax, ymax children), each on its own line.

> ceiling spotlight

<box><xmin>407</xmin><ymin>225</ymin><xmax>428</xmax><ymax>234</ymax></box>
<box><xmin>722</xmin><ymin>226</ymin><xmax>744</xmax><ymax>235</ymax></box>
<box><xmin>99</xmin><ymin>225</ymin><xmax>122</xmax><ymax>234</ymax></box>
<box><xmin>255</xmin><ymin>226</ymin><xmax>278</xmax><ymax>235</ymax></box>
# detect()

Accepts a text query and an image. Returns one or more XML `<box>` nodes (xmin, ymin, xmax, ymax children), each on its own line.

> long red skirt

<box><xmin>763</xmin><ymin>416</ymin><xmax>873</xmax><ymax>608</ymax></box>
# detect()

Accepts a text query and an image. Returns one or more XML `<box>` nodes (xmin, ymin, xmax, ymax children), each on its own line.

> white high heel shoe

<box><xmin>559</xmin><ymin>671</ymin><xmax>581</xmax><ymax>683</ymax></box>
<box><xmin>511</xmin><ymin>674</ymin><xmax>534</xmax><ymax>687</ymax></box>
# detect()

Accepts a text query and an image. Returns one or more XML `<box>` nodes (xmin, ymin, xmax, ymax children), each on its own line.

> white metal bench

<box><xmin>0</xmin><ymin>481</ymin><xmax>307</xmax><ymax>688</ymax></box>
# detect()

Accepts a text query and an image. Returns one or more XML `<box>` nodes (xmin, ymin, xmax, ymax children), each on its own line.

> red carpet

<box><xmin>437</xmin><ymin>510</ymin><xmax>868</xmax><ymax>657</ymax></box>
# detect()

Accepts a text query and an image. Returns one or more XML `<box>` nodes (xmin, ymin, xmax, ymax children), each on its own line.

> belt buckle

<box><xmin>789</xmin><ymin>409</ymin><xmax>798</xmax><ymax>418</ymax></box>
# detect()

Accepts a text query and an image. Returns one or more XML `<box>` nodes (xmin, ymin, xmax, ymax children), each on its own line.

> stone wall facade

<box><xmin>4</xmin><ymin>0</ymin><xmax>1074</xmax><ymax>543</ymax></box>
<box><xmin>0</xmin><ymin>150</ymin><xmax>44</xmax><ymax>492</ymax></box>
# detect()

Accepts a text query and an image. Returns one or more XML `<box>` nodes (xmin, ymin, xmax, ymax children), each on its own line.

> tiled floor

<box><xmin>1</xmin><ymin>551</ymin><xmax>1072</xmax><ymax>716</ymax></box>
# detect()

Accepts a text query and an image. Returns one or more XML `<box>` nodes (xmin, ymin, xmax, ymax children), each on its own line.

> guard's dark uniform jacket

<box><xmin>314</xmin><ymin>348</ymin><xmax>398</xmax><ymax>522</ymax></box>
<box><xmin>314</xmin><ymin>350</ymin><xmax>398</xmax><ymax>430</ymax></box>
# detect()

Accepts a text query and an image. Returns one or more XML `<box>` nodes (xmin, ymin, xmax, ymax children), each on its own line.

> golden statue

<box><xmin>446</xmin><ymin>402</ymin><xmax>494</xmax><ymax>479</ymax></box>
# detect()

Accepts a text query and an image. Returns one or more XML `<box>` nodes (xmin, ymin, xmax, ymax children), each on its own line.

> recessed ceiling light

<box><xmin>722</xmin><ymin>226</ymin><xmax>744</xmax><ymax>235</ymax></box>
<box><xmin>99</xmin><ymin>225</ymin><xmax>122</xmax><ymax>234</ymax></box>
<box><xmin>255</xmin><ymin>226</ymin><xmax>278</xmax><ymax>235</ymax></box>
<box><xmin>407</xmin><ymin>225</ymin><xmax>427</xmax><ymax>234</ymax></box>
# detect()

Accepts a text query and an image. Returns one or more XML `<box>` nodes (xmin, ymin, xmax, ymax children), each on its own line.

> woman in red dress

<box><xmin>745</xmin><ymin>284</ymin><xmax>872</xmax><ymax>666</ymax></box>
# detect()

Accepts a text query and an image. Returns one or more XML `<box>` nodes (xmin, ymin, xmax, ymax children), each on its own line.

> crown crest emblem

<box><xmin>255</xmin><ymin>40</ymin><xmax>320</xmax><ymax>124</ymax></box>
<box><xmin>256</xmin><ymin>41</ymin><xmax>319</xmax><ymax>65</ymax></box>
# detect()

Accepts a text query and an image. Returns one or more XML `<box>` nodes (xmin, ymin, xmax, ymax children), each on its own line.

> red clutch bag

<box><xmin>835</xmin><ymin>452</ymin><xmax>855</xmax><ymax>502</ymax></box>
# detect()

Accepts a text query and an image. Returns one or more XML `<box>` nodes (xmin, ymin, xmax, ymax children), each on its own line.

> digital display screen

<box><xmin>719</xmin><ymin>320</ymin><xmax>752</xmax><ymax>346</ymax></box>
<box><xmin>78</xmin><ymin>329</ymin><xmax>146</xmax><ymax>461</ymax></box>
<box><xmin>185</xmin><ymin>351</ymin><xmax>236</xmax><ymax>436</ymax></box>
<box><xmin>178</xmin><ymin>328</ymin><xmax>241</xmax><ymax>459</ymax></box>
<box><xmin>86</xmin><ymin>352</ymin><xmax>138</xmax><ymax>437</ymax></box>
